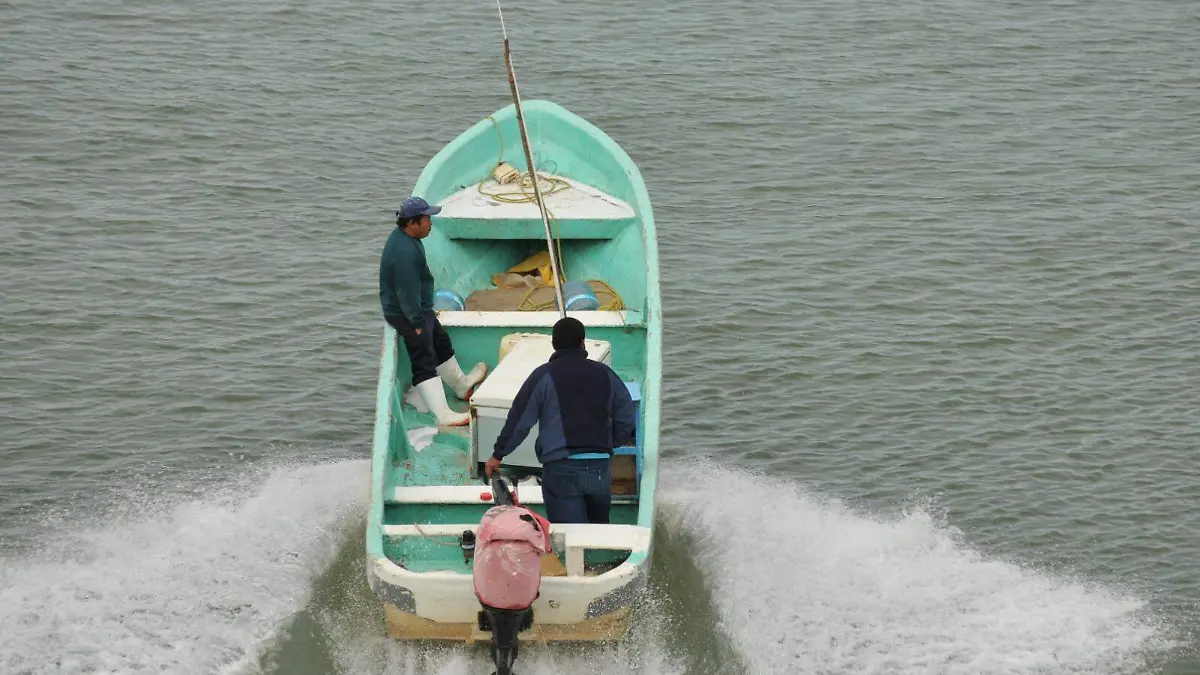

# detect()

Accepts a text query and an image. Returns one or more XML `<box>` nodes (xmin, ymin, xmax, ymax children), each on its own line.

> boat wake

<box><xmin>0</xmin><ymin>455</ymin><xmax>1177</xmax><ymax>675</ymax></box>
<box><xmin>0</xmin><ymin>458</ymin><xmax>368</xmax><ymax>675</ymax></box>
<box><xmin>323</xmin><ymin>613</ymin><xmax>683</xmax><ymax>675</ymax></box>
<box><xmin>657</xmin><ymin>458</ymin><xmax>1176</xmax><ymax>675</ymax></box>
<box><xmin>319</xmin><ymin>456</ymin><xmax>1176</xmax><ymax>675</ymax></box>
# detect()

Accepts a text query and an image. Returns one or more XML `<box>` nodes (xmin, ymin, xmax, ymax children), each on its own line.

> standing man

<box><xmin>485</xmin><ymin>317</ymin><xmax>637</xmax><ymax>524</ymax></box>
<box><xmin>380</xmin><ymin>196</ymin><xmax>487</xmax><ymax>427</ymax></box>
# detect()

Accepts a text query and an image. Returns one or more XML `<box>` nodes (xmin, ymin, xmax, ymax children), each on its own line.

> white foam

<box><xmin>0</xmin><ymin>459</ymin><xmax>369</xmax><ymax>675</ymax></box>
<box><xmin>321</xmin><ymin>592</ymin><xmax>681</xmax><ymax>675</ymax></box>
<box><xmin>658</xmin><ymin>459</ymin><xmax>1173</xmax><ymax>675</ymax></box>
<box><xmin>328</xmin><ymin>626</ymin><xmax>681</xmax><ymax>675</ymax></box>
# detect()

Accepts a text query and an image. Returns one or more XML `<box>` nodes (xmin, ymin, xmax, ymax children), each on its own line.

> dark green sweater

<box><xmin>379</xmin><ymin>228</ymin><xmax>433</xmax><ymax>324</ymax></box>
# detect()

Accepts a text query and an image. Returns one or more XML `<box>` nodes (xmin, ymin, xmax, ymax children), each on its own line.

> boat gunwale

<box><xmin>367</xmin><ymin>100</ymin><xmax>662</xmax><ymax>602</ymax></box>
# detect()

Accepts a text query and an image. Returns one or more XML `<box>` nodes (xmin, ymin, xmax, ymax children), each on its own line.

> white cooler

<box><xmin>470</xmin><ymin>333</ymin><xmax>612</xmax><ymax>470</ymax></box>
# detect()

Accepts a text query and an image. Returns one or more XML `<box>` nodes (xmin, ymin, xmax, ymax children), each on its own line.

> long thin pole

<box><xmin>496</xmin><ymin>0</ymin><xmax>566</xmax><ymax>318</ymax></box>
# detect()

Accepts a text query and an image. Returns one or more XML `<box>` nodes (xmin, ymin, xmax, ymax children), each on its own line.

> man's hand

<box><xmin>485</xmin><ymin>456</ymin><xmax>502</xmax><ymax>477</ymax></box>
<box><xmin>415</xmin><ymin>328</ymin><xmax>423</xmax><ymax>335</ymax></box>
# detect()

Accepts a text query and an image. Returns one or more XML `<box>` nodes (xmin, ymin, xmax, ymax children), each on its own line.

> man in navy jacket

<box><xmin>485</xmin><ymin>317</ymin><xmax>637</xmax><ymax>524</ymax></box>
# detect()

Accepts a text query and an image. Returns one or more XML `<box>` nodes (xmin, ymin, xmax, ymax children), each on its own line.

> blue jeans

<box><xmin>541</xmin><ymin>458</ymin><xmax>611</xmax><ymax>524</ymax></box>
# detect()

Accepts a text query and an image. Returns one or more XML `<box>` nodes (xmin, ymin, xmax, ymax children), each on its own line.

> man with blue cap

<box><xmin>380</xmin><ymin>196</ymin><xmax>487</xmax><ymax>426</ymax></box>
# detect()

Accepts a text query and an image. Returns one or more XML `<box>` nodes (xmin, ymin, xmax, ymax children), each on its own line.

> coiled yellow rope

<box><xmin>517</xmin><ymin>279</ymin><xmax>626</xmax><ymax>312</ymax></box>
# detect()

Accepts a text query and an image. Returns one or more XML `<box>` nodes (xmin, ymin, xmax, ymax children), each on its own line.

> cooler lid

<box><xmin>471</xmin><ymin>335</ymin><xmax>611</xmax><ymax>410</ymax></box>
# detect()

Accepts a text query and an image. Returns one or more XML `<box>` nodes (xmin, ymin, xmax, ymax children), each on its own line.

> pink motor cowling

<box><xmin>472</xmin><ymin>505</ymin><xmax>553</xmax><ymax>610</ymax></box>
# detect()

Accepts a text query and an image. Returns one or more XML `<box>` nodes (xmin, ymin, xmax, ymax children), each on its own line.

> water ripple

<box><xmin>3</xmin><ymin>0</ymin><xmax>1199</xmax><ymax>671</ymax></box>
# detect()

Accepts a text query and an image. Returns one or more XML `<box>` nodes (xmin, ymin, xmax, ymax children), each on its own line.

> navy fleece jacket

<box><xmin>492</xmin><ymin>348</ymin><xmax>637</xmax><ymax>463</ymax></box>
<box><xmin>379</xmin><ymin>227</ymin><xmax>433</xmax><ymax>324</ymax></box>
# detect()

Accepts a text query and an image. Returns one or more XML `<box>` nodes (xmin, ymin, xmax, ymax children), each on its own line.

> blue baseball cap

<box><xmin>396</xmin><ymin>196</ymin><xmax>442</xmax><ymax>222</ymax></box>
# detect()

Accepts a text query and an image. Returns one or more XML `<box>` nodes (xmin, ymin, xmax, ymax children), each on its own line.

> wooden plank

<box><xmin>540</xmin><ymin>552</ymin><xmax>568</xmax><ymax>577</ymax></box>
<box><xmin>611</xmin><ymin>454</ymin><xmax>638</xmax><ymax>496</ymax></box>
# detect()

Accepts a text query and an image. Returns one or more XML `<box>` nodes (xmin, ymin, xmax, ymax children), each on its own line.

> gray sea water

<box><xmin>2</xmin><ymin>0</ymin><xmax>1198</xmax><ymax>673</ymax></box>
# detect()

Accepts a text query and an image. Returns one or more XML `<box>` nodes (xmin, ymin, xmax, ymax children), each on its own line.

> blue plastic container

<box><xmin>560</xmin><ymin>280</ymin><xmax>600</xmax><ymax>311</ymax></box>
<box><xmin>432</xmin><ymin>288</ymin><xmax>465</xmax><ymax>311</ymax></box>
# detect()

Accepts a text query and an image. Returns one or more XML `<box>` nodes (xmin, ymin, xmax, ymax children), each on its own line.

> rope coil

<box><xmin>478</xmin><ymin>117</ymin><xmax>626</xmax><ymax>315</ymax></box>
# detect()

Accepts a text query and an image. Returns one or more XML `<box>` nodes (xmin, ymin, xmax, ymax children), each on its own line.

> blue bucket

<box><xmin>433</xmin><ymin>288</ymin><xmax>465</xmax><ymax>311</ymax></box>
<box><xmin>560</xmin><ymin>280</ymin><xmax>600</xmax><ymax>311</ymax></box>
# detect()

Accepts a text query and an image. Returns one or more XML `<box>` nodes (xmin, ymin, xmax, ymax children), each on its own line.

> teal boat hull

<box><xmin>365</xmin><ymin>100</ymin><xmax>661</xmax><ymax>642</ymax></box>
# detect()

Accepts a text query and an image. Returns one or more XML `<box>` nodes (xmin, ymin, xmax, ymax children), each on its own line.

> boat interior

<box><xmin>380</xmin><ymin>130</ymin><xmax>653</xmax><ymax>578</ymax></box>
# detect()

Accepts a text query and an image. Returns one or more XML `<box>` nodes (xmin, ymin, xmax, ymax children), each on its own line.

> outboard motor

<box><xmin>473</xmin><ymin>474</ymin><xmax>552</xmax><ymax>675</ymax></box>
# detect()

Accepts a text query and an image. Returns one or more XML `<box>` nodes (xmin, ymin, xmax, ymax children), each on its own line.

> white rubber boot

<box><xmin>436</xmin><ymin>357</ymin><xmax>488</xmax><ymax>401</ymax></box>
<box><xmin>414</xmin><ymin>378</ymin><xmax>470</xmax><ymax>427</ymax></box>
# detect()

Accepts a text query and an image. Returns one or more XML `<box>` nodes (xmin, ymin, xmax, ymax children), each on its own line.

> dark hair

<box><xmin>552</xmin><ymin>317</ymin><xmax>585</xmax><ymax>350</ymax></box>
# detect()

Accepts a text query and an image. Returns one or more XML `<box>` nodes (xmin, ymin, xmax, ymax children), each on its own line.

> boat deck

<box><xmin>438</xmin><ymin>174</ymin><xmax>634</xmax><ymax>222</ymax></box>
<box><xmin>432</xmin><ymin>173</ymin><xmax>638</xmax><ymax>240</ymax></box>
<box><xmin>382</xmin><ymin>371</ymin><xmax>643</xmax><ymax>575</ymax></box>
<box><xmin>368</xmin><ymin>100</ymin><xmax>658</xmax><ymax>636</ymax></box>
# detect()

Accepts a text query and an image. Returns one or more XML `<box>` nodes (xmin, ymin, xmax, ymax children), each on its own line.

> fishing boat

<box><xmin>364</xmin><ymin>95</ymin><xmax>661</xmax><ymax>654</ymax></box>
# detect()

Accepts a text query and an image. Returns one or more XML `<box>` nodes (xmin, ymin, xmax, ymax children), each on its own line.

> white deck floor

<box><xmin>437</xmin><ymin>175</ymin><xmax>635</xmax><ymax>221</ymax></box>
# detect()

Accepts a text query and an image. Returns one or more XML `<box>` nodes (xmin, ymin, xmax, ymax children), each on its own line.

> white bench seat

<box><xmin>382</xmin><ymin>523</ymin><xmax>651</xmax><ymax>577</ymax></box>
<box><xmin>436</xmin><ymin>310</ymin><xmax>641</xmax><ymax>328</ymax></box>
<box><xmin>387</xmin><ymin>484</ymin><xmax>636</xmax><ymax>506</ymax></box>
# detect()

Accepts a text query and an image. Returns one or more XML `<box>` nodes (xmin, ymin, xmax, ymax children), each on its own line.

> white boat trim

<box><xmin>369</xmin><ymin>552</ymin><xmax>644</xmax><ymax>623</ymax></box>
<box><xmin>382</xmin><ymin>522</ymin><xmax>651</xmax><ymax>578</ymax></box>
<box><xmin>387</xmin><ymin>484</ymin><xmax>639</xmax><ymax>506</ymax></box>
<box><xmin>436</xmin><ymin>309</ymin><xmax>641</xmax><ymax>328</ymax></box>
<box><xmin>390</xmin><ymin>484</ymin><xmax>545</xmax><ymax>504</ymax></box>
<box><xmin>437</xmin><ymin>174</ymin><xmax>635</xmax><ymax>221</ymax></box>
